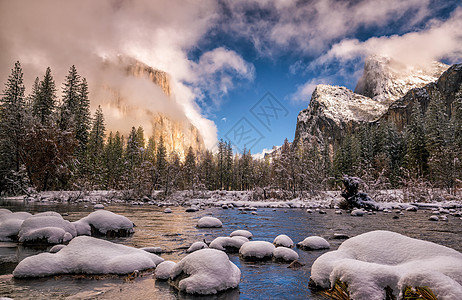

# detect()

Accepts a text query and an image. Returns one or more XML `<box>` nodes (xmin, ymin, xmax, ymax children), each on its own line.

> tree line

<box><xmin>1</xmin><ymin>61</ymin><xmax>461</xmax><ymax>199</ymax></box>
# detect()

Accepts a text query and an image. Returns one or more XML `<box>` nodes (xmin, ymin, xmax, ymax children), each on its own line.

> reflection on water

<box><xmin>1</xmin><ymin>199</ymin><xmax>461</xmax><ymax>299</ymax></box>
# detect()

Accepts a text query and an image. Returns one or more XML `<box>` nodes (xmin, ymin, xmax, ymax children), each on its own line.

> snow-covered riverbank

<box><xmin>4</xmin><ymin>189</ymin><xmax>462</xmax><ymax>211</ymax></box>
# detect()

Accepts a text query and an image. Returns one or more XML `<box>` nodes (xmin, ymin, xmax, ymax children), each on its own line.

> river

<box><xmin>1</xmin><ymin>199</ymin><xmax>461</xmax><ymax>299</ymax></box>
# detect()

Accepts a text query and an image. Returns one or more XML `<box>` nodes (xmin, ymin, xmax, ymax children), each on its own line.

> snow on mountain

<box><xmin>294</xmin><ymin>56</ymin><xmax>451</xmax><ymax>147</ymax></box>
<box><xmin>295</xmin><ymin>84</ymin><xmax>387</xmax><ymax>146</ymax></box>
<box><xmin>355</xmin><ymin>55</ymin><xmax>448</xmax><ymax>104</ymax></box>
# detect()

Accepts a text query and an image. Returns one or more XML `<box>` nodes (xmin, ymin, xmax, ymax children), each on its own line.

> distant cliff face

<box><xmin>294</xmin><ymin>56</ymin><xmax>453</xmax><ymax>149</ymax></box>
<box><xmin>378</xmin><ymin>63</ymin><xmax>462</xmax><ymax>130</ymax></box>
<box><xmin>294</xmin><ymin>84</ymin><xmax>387</xmax><ymax>146</ymax></box>
<box><xmin>98</xmin><ymin>57</ymin><xmax>205</xmax><ymax>157</ymax></box>
<box><xmin>355</xmin><ymin>55</ymin><xmax>448</xmax><ymax>104</ymax></box>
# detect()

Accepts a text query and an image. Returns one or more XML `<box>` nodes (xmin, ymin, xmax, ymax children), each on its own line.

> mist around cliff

<box><xmin>0</xmin><ymin>0</ymin><xmax>255</xmax><ymax>149</ymax></box>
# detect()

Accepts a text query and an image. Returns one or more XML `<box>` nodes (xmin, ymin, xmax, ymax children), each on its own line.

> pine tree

<box><xmin>125</xmin><ymin>126</ymin><xmax>142</xmax><ymax>170</ymax></box>
<box><xmin>87</xmin><ymin>106</ymin><xmax>106</xmax><ymax>187</ymax></box>
<box><xmin>59</xmin><ymin>65</ymin><xmax>81</xmax><ymax>130</ymax></box>
<box><xmin>27</xmin><ymin>77</ymin><xmax>40</xmax><ymax>111</ymax></box>
<box><xmin>0</xmin><ymin>61</ymin><xmax>27</xmax><ymax>193</ymax></box>
<box><xmin>74</xmin><ymin>77</ymin><xmax>91</xmax><ymax>153</ymax></box>
<box><xmin>34</xmin><ymin>67</ymin><xmax>57</xmax><ymax>125</ymax></box>
<box><xmin>155</xmin><ymin>136</ymin><xmax>167</xmax><ymax>190</ymax></box>
<box><xmin>406</xmin><ymin>102</ymin><xmax>428</xmax><ymax>178</ymax></box>
<box><xmin>183</xmin><ymin>146</ymin><xmax>196</xmax><ymax>191</ymax></box>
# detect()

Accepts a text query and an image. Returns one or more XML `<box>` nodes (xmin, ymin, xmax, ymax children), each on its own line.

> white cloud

<box><xmin>252</xmin><ymin>146</ymin><xmax>279</xmax><ymax>159</ymax></box>
<box><xmin>312</xmin><ymin>7</ymin><xmax>462</xmax><ymax>69</ymax></box>
<box><xmin>220</xmin><ymin>0</ymin><xmax>434</xmax><ymax>56</ymax></box>
<box><xmin>0</xmin><ymin>0</ymin><xmax>254</xmax><ymax>150</ymax></box>
<box><xmin>291</xmin><ymin>78</ymin><xmax>332</xmax><ymax>103</ymax></box>
<box><xmin>190</xmin><ymin>47</ymin><xmax>255</xmax><ymax>106</ymax></box>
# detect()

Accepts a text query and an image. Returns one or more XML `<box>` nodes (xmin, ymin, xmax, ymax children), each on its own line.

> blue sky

<box><xmin>185</xmin><ymin>0</ymin><xmax>461</xmax><ymax>155</ymax></box>
<box><xmin>1</xmin><ymin>0</ymin><xmax>461</xmax><ymax>155</ymax></box>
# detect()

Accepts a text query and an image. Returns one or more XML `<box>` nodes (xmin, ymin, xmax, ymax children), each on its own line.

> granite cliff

<box><xmin>294</xmin><ymin>56</ymin><xmax>456</xmax><ymax>149</ymax></box>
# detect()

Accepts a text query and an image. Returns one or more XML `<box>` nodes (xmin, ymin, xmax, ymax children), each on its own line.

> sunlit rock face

<box><xmin>95</xmin><ymin>57</ymin><xmax>205</xmax><ymax>158</ymax></box>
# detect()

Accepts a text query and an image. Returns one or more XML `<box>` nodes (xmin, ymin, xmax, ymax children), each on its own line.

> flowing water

<box><xmin>1</xmin><ymin>199</ymin><xmax>461</xmax><ymax>299</ymax></box>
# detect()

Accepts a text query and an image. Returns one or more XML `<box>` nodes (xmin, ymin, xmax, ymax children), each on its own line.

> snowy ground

<box><xmin>6</xmin><ymin>189</ymin><xmax>462</xmax><ymax>211</ymax></box>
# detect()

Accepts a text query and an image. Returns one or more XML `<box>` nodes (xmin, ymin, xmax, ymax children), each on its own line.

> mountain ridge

<box><xmin>294</xmin><ymin>56</ymin><xmax>456</xmax><ymax>149</ymax></box>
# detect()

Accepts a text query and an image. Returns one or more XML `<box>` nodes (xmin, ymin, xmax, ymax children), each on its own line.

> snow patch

<box><xmin>13</xmin><ymin>236</ymin><xmax>163</xmax><ymax>278</ymax></box>
<box><xmin>239</xmin><ymin>241</ymin><xmax>275</xmax><ymax>260</ymax></box>
<box><xmin>230</xmin><ymin>230</ymin><xmax>253</xmax><ymax>239</ymax></box>
<box><xmin>310</xmin><ymin>230</ymin><xmax>462</xmax><ymax>299</ymax></box>
<box><xmin>209</xmin><ymin>236</ymin><xmax>249</xmax><ymax>252</ymax></box>
<box><xmin>73</xmin><ymin>210</ymin><xmax>134</xmax><ymax>236</ymax></box>
<box><xmin>0</xmin><ymin>211</ymin><xmax>32</xmax><ymax>241</ymax></box>
<box><xmin>155</xmin><ymin>261</ymin><xmax>176</xmax><ymax>280</ymax></box>
<box><xmin>273</xmin><ymin>234</ymin><xmax>294</xmax><ymax>248</ymax></box>
<box><xmin>169</xmin><ymin>248</ymin><xmax>240</xmax><ymax>295</ymax></box>
<box><xmin>197</xmin><ymin>216</ymin><xmax>222</xmax><ymax>228</ymax></box>
<box><xmin>273</xmin><ymin>247</ymin><xmax>299</xmax><ymax>262</ymax></box>
<box><xmin>18</xmin><ymin>216</ymin><xmax>76</xmax><ymax>245</ymax></box>
<box><xmin>297</xmin><ymin>236</ymin><xmax>330</xmax><ymax>250</ymax></box>
<box><xmin>187</xmin><ymin>241</ymin><xmax>208</xmax><ymax>253</ymax></box>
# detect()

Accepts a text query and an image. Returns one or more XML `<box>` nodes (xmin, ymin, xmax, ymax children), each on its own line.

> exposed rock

<box><xmin>97</xmin><ymin>57</ymin><xmax>205</xmax><ymax>159</ymax></box>
<box><xmin>294</xmin><ymin>84</ymin><xmax>387</xmax><ymax>147</ymax></box>
<box><xmin>341</xmin><ymin>176</ymin><xmax>378</xmax><ymax>211</ymax></box>
<box><xmin>355</xmin><ymin>55</ymin><xmax>448</xmax><ymax>104</ymax></box>
<box><xmin>378</xmin><ymin>63</ymin><xmax>462</xmax><ymax>130</ymax></box>
<box><xmin>293</xmin><ymin>56</ymin><xmax>453</xmax><ymax>149</ymax></box>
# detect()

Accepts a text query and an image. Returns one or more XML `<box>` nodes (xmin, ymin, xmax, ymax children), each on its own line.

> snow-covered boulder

<box><xmin>94</xmin><ymin>204</ymin><xmax>104</xmax><ymax>209</ymax></box>
<box><xmin>230</xmin><ymin>229</ymin><xmax>253</xmax><ymax>239</ymax></box>
<box><xmin>164</xmin><ymin>208</ymin><xmax>172</xmax><ymax>213</ymax></box>
<box><xmin>273</xmin><ymin>234</ymin><xmax>294</xmax><ymax>248</ymax></box>
<box><xmin>49</xmin><ymin>244</ymin><xmax>66</xmax><ymax>253</ymax></box>
<box><xmin>350</xmin><ymin>209</ymin><xmax>366</xmax><ymax>216</ymax></box>
<box><xmin>428</xmin><ymin>215</ymin><xmax>439</xmax><ymax>221</ymax></box>
<box><xmin>406</xmin><ymin>206</ymin><xmax>418</xmax><ymax>212</ymax></box>
<box><xmin>32</xmin><ymin>211</ymin><xmax>62</xmax><ymax>218</ymax></box>
<box><xmin>239</xmin><ymin>241</ymin><xmax>275</xmax><ymax>260</ymax></box>
<box><xmin>297</xmin><ymin>236</ymin><xmax>330</xmax><ymax>250</ymax></box>
<box><xmin>187</xmin><ymin>241</ymin><xmax>208</xmax><ymax>253</ymax></box>
<box><xmin>0</xmin><ymin>208</ymin><xmax>12</xmax><ymax>215</ymax></box>
<box><xmin>13</xmin><ymin>236</ymin><xmax>163</xmax><ymax>278</ymax></box>
<box><xmin>197</xmin><ymin>216</ymin><xmax>222</xmax><ymax>228</ymax></box>
<box><xmin>0</xmin><ymin>211</ymin><xmax>32</xmax><ymax>241</ymax></box>
<box><xmin>155</xmin><ymin>261</ymin><xmax>176</xmax><ymax>280</ymax></box>
<box><xmin>310</xmin><ymin>230</ymin><xmax>462</xmax><ymax>300</ymax></box>
<box><xmin>169</xmin><ymin>248</ymin><xmax>240</xmax><ymax>295</ymax></box>
<box><xmin>18</xmin><ymin>215</ymin><xmax>76</xmax><ymax>245</ymax></box>
<box><xmin>273</xmin><ymin>247</ymin><xmax>299</xmax><ymax>262</ymax></box>
<box><xmin>73</xmin><ymin>210</ymin><xmax>134</xmax><ymax>237</ymax></box>
<box><xmin>141</xmin><ymin>246</ymin><xmax>162</xmax><ymax>254</ymax></box>
<box><xmin>209</xmin><ymin>236</ymin><xmax>249</xmax><ymax>252</ymax></box>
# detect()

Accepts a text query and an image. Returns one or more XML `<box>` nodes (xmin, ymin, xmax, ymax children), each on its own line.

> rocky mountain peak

<box><xmin>294</xmin><ymin>56</ymin><xmax>454</xmax><ymax>149</ymax></box>
<box><xmin>354</xmin><ymin>55</ymin><xmax>448</xmax><ymax>104</ymax></box>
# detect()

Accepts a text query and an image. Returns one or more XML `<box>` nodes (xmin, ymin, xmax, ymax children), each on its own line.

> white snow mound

<box><xmin>13</xmin><ymin>236</ymin><xmax>164</xmax><ymax>278</ymax></box>
<box><xmin>197</xmin><ymin>216</ymin><xmax>223</xmax><ymax>228</ymax></box>
<box><xmin>230</xmin><ymin>229</ymin><xmax>253</xmax><ymax>239</ymax></box>
<box><xmin>0</xmin><ymin>211</ymin><xmax>32</xmax><ymax>241</ymax></box>
<box><xmin>310</xmin><ymin>230</ymin><xmax>462</xmax><ymax>300</ymax></box>
<box><xmin>273</xmin><ymin>247</ymin><xmax>299</xmax><ymax>262</ymax></box>
<box><xmin>187</xmin><ymin>241</ymin><xmax>208</xmax><ymax>253</ymax></box>
<box><xmin>155</xmin><ymin>261</ymin><xmax>177</xmax><ymax>280</ymax></box>
<box><xmin>18</xmin><ymin>215</ymin><xmax>76</xmax><ymax>244</ymax></box>
<box><xmin>170</xmin><ymin>248</ymin><xmax>240</xmax><ymax>294</ymax></box>
<box><xmin>239</xmin><ymin>241</ymin><xmax>275</xmax><ymax>259</ymax></box>
<box><xmin>209</xmin><ymin>236</ymin><xmax>249</xmax><ymax>252</ymax></box>
<box><xmin>273</xmin><ymin>234</ymin><xmax>294</xmax><ymax>248</ymax></box>
<box><xmin>297</xmin><ymin>236</ymin><xmax>330</xmax><ymax>250</ymax></box>
<box><xmin>73</xmin><ymin>210</ymin><xmax>134</xmax><ymax>236</ymax></box>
